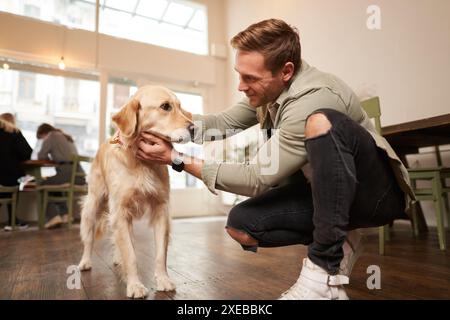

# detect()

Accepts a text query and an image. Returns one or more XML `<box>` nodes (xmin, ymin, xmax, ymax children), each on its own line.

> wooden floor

<box><xmin>0</xmin><ymin>217</ymin><xmax>449</xmax><ymax>300</ymax></box>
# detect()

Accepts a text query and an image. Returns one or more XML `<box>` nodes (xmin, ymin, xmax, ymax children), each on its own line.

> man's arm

<box><xmin>192</xmin><ymin>98</ymin><xmax>259</xmax><ymax>143</ymax></box>
<box><xmin>138</xmin><ymin>88</ymin><xmax>345</xmax><ymax>197</ymax></box>
<box><xmin>37</xmin><ymin>135</ymin><xmax>52</xmax><ymax>160</ymax></box>
<box><xmin>190</xmin><ymin>88</ymin><xmax>348</xmax><ymax>196</ymax></box>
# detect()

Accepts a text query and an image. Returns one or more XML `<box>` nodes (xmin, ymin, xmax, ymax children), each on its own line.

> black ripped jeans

<box><xmin>226</xmin><ymin>108</ymin><xmax>407</xmax><ymax>274</ymax></box>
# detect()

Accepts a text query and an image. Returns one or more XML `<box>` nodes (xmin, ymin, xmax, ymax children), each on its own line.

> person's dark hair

<box><xmin>36</xmin><ymin>123</ymin><xmax>74</xmax><ymax>143</ymax></box>
<box><xmin>230</xmin><ymin>19</ymin><xmax>301</xmax><ymax>75</ymax></box>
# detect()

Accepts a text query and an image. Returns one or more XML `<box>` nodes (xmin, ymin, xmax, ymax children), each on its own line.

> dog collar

<box><xmin>110</xmin><ymin>132</ymin><xmax>124</xmax><ymax>146</ymax></box>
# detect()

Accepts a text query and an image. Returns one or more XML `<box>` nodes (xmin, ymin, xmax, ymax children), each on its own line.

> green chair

<box><xmin>407</xmin><ymin>167</ymin><xmax>449</xmax><ymax>250</ymax></box>
<box><xmin>38</xmin><ymin>154</ymin><xmax>92</xmax><ymax>229</ymax></box>
<box><xmin>0</xmin><ymin>186</ymin><xmax>19</xmax><ymax>230</ymax></box>
<box><xmin>361</xmin><ymin>97</ymin><xmax>391</xmax><ymax>255</ymax></box>
<box><xmin>361</xmin><ymin>96</ymin><xmax>448</xmax><ymax>253</ymax></box>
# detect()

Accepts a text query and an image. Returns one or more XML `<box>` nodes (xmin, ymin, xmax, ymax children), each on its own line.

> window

<box><xmin>0</xmin><ymin>67</ymin><xmax>100</xmax><ymax>157</ymax></box>
<box><xmin>0</xmin><ymin>0</ymin><xmax>208</xmax><ymax>55</ymax></box>
<box><xmin>169</xmin><ymin>91</ymin><xmax>203</xmax><ymax>189</ymax></box>
<box><xmin>99</xmin><ymin>0</ymin><xmax>208</xmax><ymax>55</ymax></box>
<box><xmin>0</xmin><ymin>0</ymin><xmax>96</xmax><ymax>31</ymax></box>
<box><xmin>18</xmin><ymin>72</ymin><xmax>36</xmax><ymax>101</ymax></box>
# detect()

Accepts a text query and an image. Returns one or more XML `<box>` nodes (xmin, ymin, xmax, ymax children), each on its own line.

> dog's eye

<box><xmin>160</xmin><ymin>103</ymin><xmax>172</xmax><ymax>111</ymax></box>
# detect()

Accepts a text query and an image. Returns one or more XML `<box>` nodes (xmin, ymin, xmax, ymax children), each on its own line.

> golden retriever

<box><xmin>78</xmin><ymin>85</ymin><xmax>193</xmax><ymax>298</ymax></box>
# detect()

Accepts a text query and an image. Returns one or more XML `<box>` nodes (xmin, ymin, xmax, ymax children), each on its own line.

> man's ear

<box><xmin>112</xmin><ymin>99</ymin><xmax>141</xmax><ymax>138</ymax></box>
<box><xmin>281</xmin><ymin>62</ymin><xmax>295</xmax><ymax>83</ymax></box>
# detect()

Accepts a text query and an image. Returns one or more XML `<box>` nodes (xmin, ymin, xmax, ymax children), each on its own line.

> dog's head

<box><xmin>112</xmin><ymin>85</ymin><xmax>194</xmax><ymax>143</ymax></box>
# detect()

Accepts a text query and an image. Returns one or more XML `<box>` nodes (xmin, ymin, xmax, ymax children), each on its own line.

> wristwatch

<box><xmin>171</xmin><ymin>152</ymin><xmax>185</xmax><ymax>172</ymax></box>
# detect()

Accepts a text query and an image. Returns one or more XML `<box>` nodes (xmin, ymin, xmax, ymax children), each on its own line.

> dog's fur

<box><xmin>78</xmin><ymin>85</ymin><xmax>193</xmax><ymax>299</ymax></box>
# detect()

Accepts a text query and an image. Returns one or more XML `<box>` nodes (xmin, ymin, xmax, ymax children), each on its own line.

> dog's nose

<box><xmin>188</xmin><ymin>124</ymin><xmax>196</xmax><ymax>140</ymax></box>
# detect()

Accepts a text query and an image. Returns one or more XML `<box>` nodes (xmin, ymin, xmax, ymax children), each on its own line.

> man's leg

<box><xmin>280</xmin><ymin>109</ymin><xmax>405</xmax><ymax>300</ymax></box>
<box><xmin>305</xmin><ymin>109</ymin><xmax>406</xmax><ymax>275</ymax></box>
<box><xmin>226</xmin><ymin>179</ymin><xmax>315</xmax><ymax>252</ymax></box>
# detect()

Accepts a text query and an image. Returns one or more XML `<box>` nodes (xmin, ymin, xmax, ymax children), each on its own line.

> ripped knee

<box><xmin>305</xmin><ymin>112</ymin><xmax>332</xmax><ymax>139</ymax></box>
<box><xmin>225</xmin><ymin>226</ymin><xmax>258</xmax><ymax>246</ymax></box>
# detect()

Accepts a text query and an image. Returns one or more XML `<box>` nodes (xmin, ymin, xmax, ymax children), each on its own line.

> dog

<box><xmin>78</xmin><ymin>85</ymin><xmax>194</xmax><ymax>298</ymax></box>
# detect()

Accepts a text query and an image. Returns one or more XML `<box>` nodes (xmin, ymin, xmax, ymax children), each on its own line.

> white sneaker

<box><xmin>45</xmin><ymin>215</ymin><xmax>63</xmax><ymax>229</ymax></box>
<box><xmin>279</xmin><ymin>258</ymin><xmax>349</xmax><ymax>300</ymax></box>
<box><xmin>340</xmin><ymin>229</ymin><xmax>365</xmax><ymax>276</ymax></box>
<box><xmin>4</xmin><ymin>222</ymin><xmax>29</xmax><ymax>231</ymax></box>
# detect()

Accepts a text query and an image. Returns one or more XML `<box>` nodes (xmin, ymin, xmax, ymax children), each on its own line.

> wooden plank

<box><xmin>382</xmin><ymin>113</ymin><xmax>450</xmax><ymax>136</ymax></box>
<box><xmin>0</xmin><ymin>219</ymin><xmax>449</xmax><ymax>299</ymax></box>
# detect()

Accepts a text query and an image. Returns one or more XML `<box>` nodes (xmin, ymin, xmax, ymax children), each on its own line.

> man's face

<box><xmin>234</xmin><ymin>50</ymin><xmax>287</xmax><ymax>107</ymax></box>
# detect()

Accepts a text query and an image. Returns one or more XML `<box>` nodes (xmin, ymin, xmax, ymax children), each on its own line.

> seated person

<box><xmin>0</xmin><ymin>115</ymin><xmax>32</xmax><ymax>231</ymax></box>
<box><xmin>36</xmin><ymin>123</ymin><xmax>85</xmax><ymax>229</ymax></box>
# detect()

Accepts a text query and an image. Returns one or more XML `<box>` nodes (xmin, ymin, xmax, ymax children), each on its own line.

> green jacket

<box><xmin>193</xmin><ymin>60</ymin><xmax>414</xmax><ymax>212</ymax></box>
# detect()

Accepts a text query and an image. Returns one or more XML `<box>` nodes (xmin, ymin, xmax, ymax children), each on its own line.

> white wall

<box><xmin>225</xmin><ymin>0</ymin><xmax>450</xmax><ymax>126</ymax></box>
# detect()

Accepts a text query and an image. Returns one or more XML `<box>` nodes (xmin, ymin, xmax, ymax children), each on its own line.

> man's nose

<box><xmin>238</xmin><ymin>80</ymin><xmax>249</xmax><ymax>92</ymax></box>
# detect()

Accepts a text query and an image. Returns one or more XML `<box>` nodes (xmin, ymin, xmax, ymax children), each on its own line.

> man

<box><xmin>137</xmin><ymin>19</ymin><xmax>414</xmax><ymax>299</ymax></box>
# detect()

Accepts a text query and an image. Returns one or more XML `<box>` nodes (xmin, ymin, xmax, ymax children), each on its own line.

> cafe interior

<box><xmin>0</xmin><ymin>0</ymin><xmax>449</xmax><ymax>300</ymax></box>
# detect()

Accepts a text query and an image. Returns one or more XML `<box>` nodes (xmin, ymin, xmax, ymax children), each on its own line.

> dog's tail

<box><xmin>79</xmin><ymin>192</ymin><xmax>107</xmax><ymax>243</ymax></box>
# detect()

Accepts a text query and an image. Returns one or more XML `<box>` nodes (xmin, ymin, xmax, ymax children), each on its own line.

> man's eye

<box><xmin>160</xmin><ymin>103</ymin><xmax>172</xmax><ymax>111</ymax></box>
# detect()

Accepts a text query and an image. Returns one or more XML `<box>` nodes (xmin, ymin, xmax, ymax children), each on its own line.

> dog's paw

<box><xmin>155</xmin><ymin>275</ymin><xmax>176</xmax><ymax>292</ymax></box>
<box><xmin>78</xmin><ymin>260</ymin><xmax>92</xmax><ymax>271</ymax></box>
<box><xmin>127</xmin><ymin>282</ymin><xmax>149</xmax><ymax>299</ymax></box>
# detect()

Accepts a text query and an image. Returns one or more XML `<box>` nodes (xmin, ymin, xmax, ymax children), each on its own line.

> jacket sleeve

<box><xmin>201</xmin><ymin>88</ymin><xmax>345</xmax><ymax>196</ymax></box>
<box><xmin>14</xmin><ymin>131</ymin><xmax>32</xmax><ymax>161</ymax></box>
<box><xmin>192</xmin><ymin>98</ymin><xmax>259</xmax><ymax>144</ymax></box>
<box><xmin>37</xmin><ymin>136</ymin><xmax>52</xmax><ymax>160</ymax></box>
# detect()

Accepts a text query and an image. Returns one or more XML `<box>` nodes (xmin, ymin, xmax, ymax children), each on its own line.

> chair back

<box><xmin>361</xmin><ymin>96</ymin><xmax>382</xmax><ymax>134</ymax></box>
<box><xmin>70</xmin><ymin>154</ymin><xmax>93</xmax><ymax>186</ymax></box>
<box><xmin>0</xmin><ymin>186</ymin><xmax>18</xmax><ymax>205</ymax></box>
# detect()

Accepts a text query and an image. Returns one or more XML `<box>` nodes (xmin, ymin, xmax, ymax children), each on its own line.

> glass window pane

<box><xmin>169</xmin><ymin>91</ymin><xmax>204</xmax><ymax>189</ymax></box>
<box><xmin>0</xmin><ymin>67</ymin><xmax>100</xmax><ymax>157</ymax></box>
<box><xmin>163</xmin><ymin>2</ymin><xmax>194</xmax><ymax>26</ymax></box>
<box><xmin>135</xmin><ymin>0</ymin><xmax>168</xmax><ymax>19</ymax></box>
<box><xmin>0</xmin><ymin>0</ymin><xmax>96</xmax><ymax>31</ymax></box>
<box><xmin>188</xmin><ymin>9</ymin><xmax>206</xmax><ymax>31</ymax></box>
<box><xmin>99</xmin><ymin>0</ymin><xmax>208</xmax><ymax>55</ymax></box>
<box><xmin>104</xmin><ymin>0</ymin><xmax>137</xmax><ymax>13</ymax></box>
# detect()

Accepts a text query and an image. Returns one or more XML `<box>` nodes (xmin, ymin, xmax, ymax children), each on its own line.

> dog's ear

<box><xmin>112</xmin><ymin>99</ymin><xmax>141</xmax><ymax>138</ymax></box>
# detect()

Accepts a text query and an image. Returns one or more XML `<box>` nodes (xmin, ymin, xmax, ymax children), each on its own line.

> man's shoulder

<box><xmin>281</xmin><ymin>61</ymin><xmax>359</xmax><ymax>113</ymax></box>
<box><xmin>289</xmin><ymin>61</ymin><xmax>352</xmax><ymax>98</ymax></box>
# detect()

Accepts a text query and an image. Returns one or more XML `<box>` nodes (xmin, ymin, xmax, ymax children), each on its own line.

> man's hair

<box><xmin>230</xmin><ymin>19</ymin><xmax>301</xmax><ymax>75</ymax></box>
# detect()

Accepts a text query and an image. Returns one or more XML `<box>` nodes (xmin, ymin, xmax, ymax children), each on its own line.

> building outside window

<box><xmin>0</xmin><ymin>67</ymin><xmax>100</xmax><ymax>158</ymax></box>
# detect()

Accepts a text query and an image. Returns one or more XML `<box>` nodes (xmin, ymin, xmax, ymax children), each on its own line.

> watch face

<box><xmin>173</xmin><ymin>156</ymin><xmax>183</xmax><ymax>165</ymax></box>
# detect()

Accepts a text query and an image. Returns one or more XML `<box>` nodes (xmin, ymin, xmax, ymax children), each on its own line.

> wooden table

<box><xmin>382</xmin><ymin>113</ymin><xmax>450</xmax><ymax>163</ymax></box>
<box><xmin>382</xmin><ymin>113</ymin><xmax>450</xmax><ymax>232</ymax></box>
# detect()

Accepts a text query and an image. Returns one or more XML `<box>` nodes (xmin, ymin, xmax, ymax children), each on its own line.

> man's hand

<box><xmin>137</xmin><ymin>133</ymin><xmax>175</xmax><ymax>165</ymax></box>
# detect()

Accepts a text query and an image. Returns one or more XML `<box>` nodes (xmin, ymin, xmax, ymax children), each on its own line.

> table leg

<box><xmin>37</xmin><ymin>190</ymin><xmax>44</xmax><ymax>230</ymax></box>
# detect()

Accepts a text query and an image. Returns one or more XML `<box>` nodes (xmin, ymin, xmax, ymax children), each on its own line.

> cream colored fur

<box><xmin>78</xmin><ymin>85</ymin><xmax>193</xmax><ymax>299</ymax></box>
